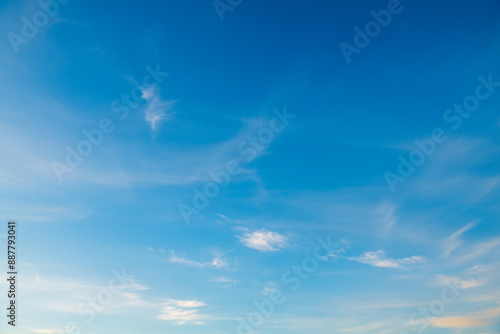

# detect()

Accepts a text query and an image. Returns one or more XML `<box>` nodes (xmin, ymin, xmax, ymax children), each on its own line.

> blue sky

<box><xmin>1</xmin><ymin>0</ymin><xmax>500</xmax><ymax>333</ymax></box>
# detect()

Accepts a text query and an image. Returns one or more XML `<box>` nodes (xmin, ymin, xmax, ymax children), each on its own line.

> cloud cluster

<box><xmin>237</xmin><ymin>228</ymin><xmax>288</xmax><ymax>252</ymax></box>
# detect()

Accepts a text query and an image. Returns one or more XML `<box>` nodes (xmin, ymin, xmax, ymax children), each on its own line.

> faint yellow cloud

<box><xmin>430</xmin><ymin>307</ymin><xmax>500</xmax><ymax>329</ymax></box>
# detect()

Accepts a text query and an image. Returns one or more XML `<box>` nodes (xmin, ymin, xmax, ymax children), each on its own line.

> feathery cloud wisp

<box><xmin>435</xmin><ymin>274</ymin><xmax>486</xmax><ymax>289</ymax></box>
<box><xmin>141</xmin><ymin>85</ymin><xmax>175</xmax><ymax>132</ymax></box>
<box><xmin>348</xmin><ymin>250</ymin><xmax>426</xmax><ymax>269</ymax></box>
<box><xmin>169</xmin><ymin>252</ymin><xmax>229</xmax><ymax>269</ymax></box>
<box><xmin>430</xmin><ymin>307</ymin><xmax>500</xmax><ymax>329</ymax></box>
<box><xmin>213</xmin><ymin>277</ymin><xmax>239</xmax><ymax>287</ymax></box>
<box><xmin>443</xmin><ymin>221</ymin><xmax>476</xmax><ymax>257</ymax></box>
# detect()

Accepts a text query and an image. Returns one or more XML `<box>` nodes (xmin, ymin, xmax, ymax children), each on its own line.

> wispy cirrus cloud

<box><xmin>435</xmin><ymin>274</ymin><xmax>486</xmax><ymax>289</ymax></box>
<box><xmin>165</xmin><ymin>299</ymin><xmax>207</xmax><ymax>308</ymax></box>
<box><xmin>212</xmin><ymin>277</ymin><xmax>239</xmax><ymax>288</ymax></box>
<box><xmin>259</xmin><ymin>281</ymin><xmax>278</xmax><ymax>296</ymax></box>
<box><xmin>157</xmin><ymin>299</ymin><xmax>209</xmax><ymax>325</ymax></box>
<box><xmin>443</xmin><ymin>221</ymin><xmax>477</xmax><ymax>257</ymax></box>
<box><xmin>169</xmin><ymin>251</ymin><xmax>229</xmax><ymax>269</ymax></box>
<box><xmin>468</xmin><ymin>265</ymin><xmax>488</xmax><ymax>274</ymax></box>
<box><xmin>348</xmin><ymin>250</ymin><xmax>426</xmax><ymax>269</ymax></box>
<box><xmin>457</xmin><ymin>237</ymin><xmax>500</xmax><ymax>263</ymax></box>
<box><xmin>430</xmin><ymin>307</ymin><xmax>500</xmax><ymax>329</ymax></box>
<box><xmin>372</xmin><ymin>201</ymin><xmax>398</xmax><ymax>236</ymax></box>
<box><xmin>236</xmin><ymin>228</ymin><xmax>288</xmax><ymax>252</ymax></box>
<box><xmin>141</xmin><ymin>85</ymin><xmax>175</xmax><ymax>132</ymax></box>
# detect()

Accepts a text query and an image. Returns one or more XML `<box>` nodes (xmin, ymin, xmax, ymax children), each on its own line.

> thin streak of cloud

<box><xmin>457</xmin><ymin>237</ymin><xmax>500</xmax><ymax>263</ymax></box>
<box><xmin>169</xmin><ymin>251</ymin><xmax>229</xmax><ymax>269</ymax></box>
<box><xmin>443</xmin><ymin>221</ymin><xmax>477</xmax><ymax>257</ymax></box>
<box><xmin>348</xmin><ymin>250</ymin><xmax>426</xmax><ymax>269</ymax></box>
<box><xmin>435</xmin><ymin>274</ymin><xmax>486</xmax><ymax>289</ymax></box>
<box><xmin>213</xmin><ymin>277</ymin><xmax>239</xmax><ymax>287</ymax></box>
<box><xmin>430</xmin><ymin>307</ymin><xmax>500</xmax><ymax>329</ymax></box>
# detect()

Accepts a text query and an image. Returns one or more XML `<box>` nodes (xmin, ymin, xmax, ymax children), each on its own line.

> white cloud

<box><xmin>435</xmin><ymin>274</ymin><xmax>486</xmax><ymax>289</ymax></box>
<box><xmin>169</xmin><ymin>252</ymin><xmax>229</xmax><ymax>269</ymax></box>
<box><xmin>141</xmin><ymin>85</ymin><xmax>175</xmax><ymax>132</ymax></box>
<box><xmin>210</xmin><ymin>256</ymin><xmax>229</xmax><ymax>269</ymax></box>
<box><xmin>215</xmin><ymin>213</ymin><xmax>230</xmax><ymax>223</ymax></box>
<box><xmin>166</xmin><ymin>299</ymin><xmax>207</xmax><ymax>308</ymax></box>
<box><xmin>259</xmin><ymin>281</ymin><xmax>278</xmax><ymax>296</ymax></box>
<box><xmin>430</xmin><ymin>307</ymin><xmax>500</xmax><ymax>329</ymax></box>
<box><xmin>213</xmin><ymin>277</ymin><xmax>239</xmax><ymax>287</ymax></box>
<box><xmin>443</xmin><ymin>221</ymin><xmax>476</xmax><ymax>257</ymax></box>
<box><xmin>158</xmin><ymin>299</ymin><xmax>209</xmax><ymax>325</ymax></box>
<box><xmin>348</xmin><ymin>250</ymin><xmax>426</xmax><ymax>269</ymax></box>
<box><xmin>237</xmin><ymin>228</ymin><xmax>288</xmax><ymax>252</ymax></box>
<box><xmin>215</xmin><ymin>213</ymin><xmax>242</xmax><ymax>225</ymax></box>
<box><xmin>468</xmin><ymin>265</ymin><xmax>488</xmax><ymax>274</ymax></box>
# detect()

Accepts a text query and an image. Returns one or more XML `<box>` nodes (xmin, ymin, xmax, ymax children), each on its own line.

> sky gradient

<box><xmin>1</xmin><ymin>0</ymin><xmax>500</xmax><ymax>333</ymax></box>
